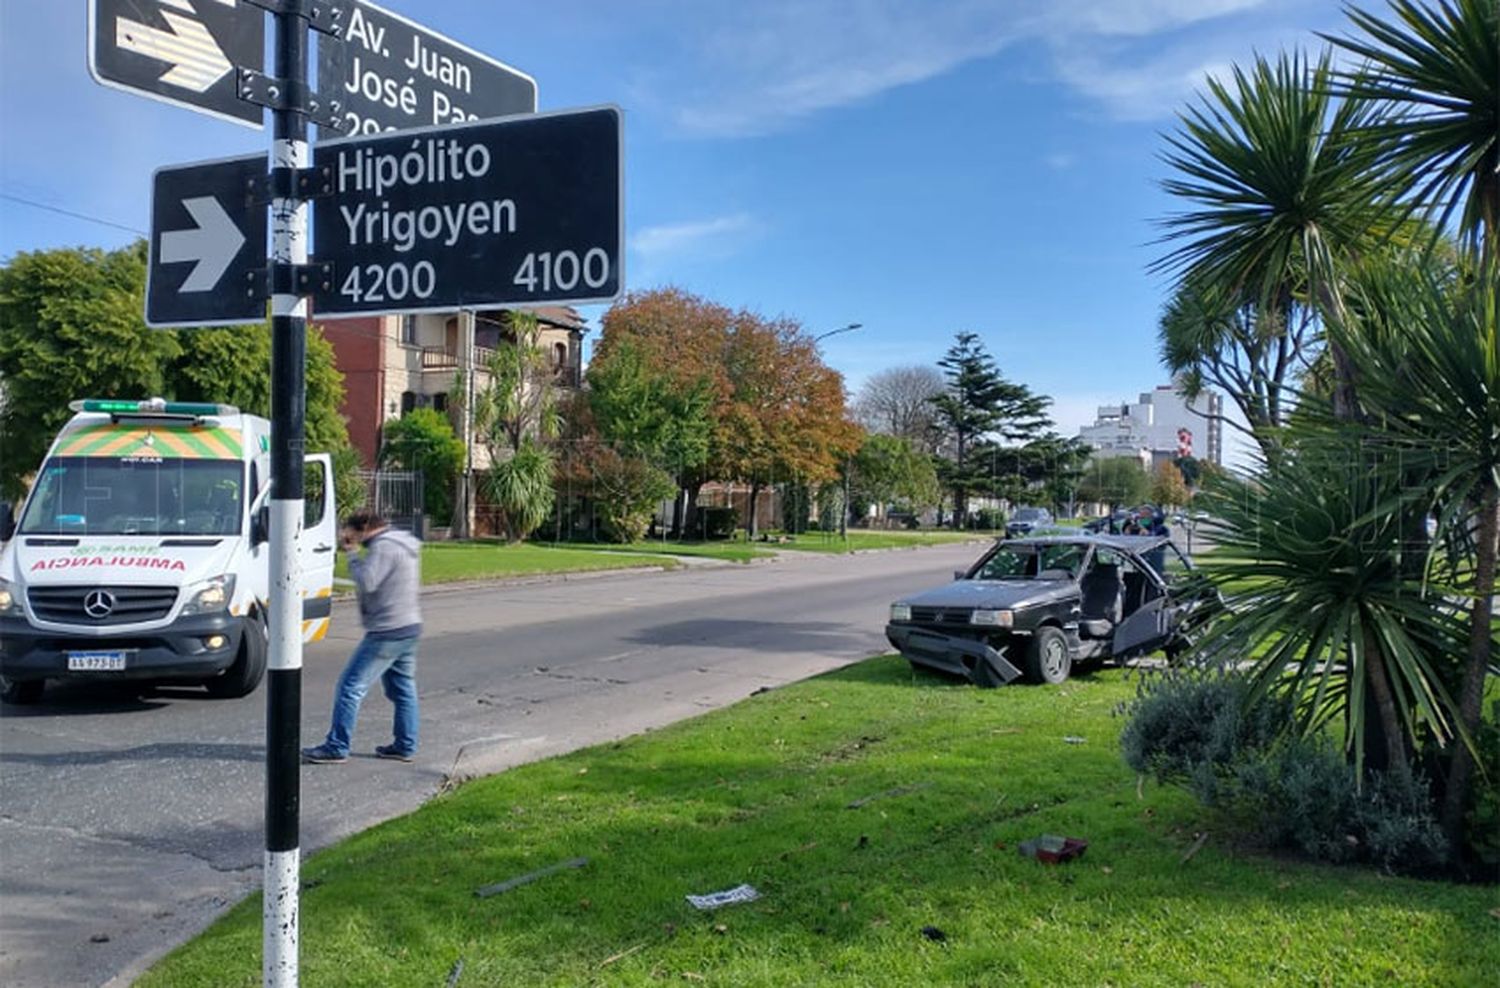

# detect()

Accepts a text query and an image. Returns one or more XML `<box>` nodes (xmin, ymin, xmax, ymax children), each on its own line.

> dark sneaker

<box><xmin>301</xmin><ymin>744</ymin><xmax>348</xmax><ymax>764</ymax></box>
<box><xmin>375</xmin><ymin>744</ymin><xmax>415</xmax><ymax>762</ymax></box>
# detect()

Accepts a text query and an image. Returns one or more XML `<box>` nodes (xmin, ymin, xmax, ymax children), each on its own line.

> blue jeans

<box><xmin>321</xmin><ymin>634</ymin><xmax>419</xmax><ymax>757</ymax></box>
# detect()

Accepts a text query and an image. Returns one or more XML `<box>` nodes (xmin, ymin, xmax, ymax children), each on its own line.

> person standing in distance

<box><xmin>302</xmin><ymin>512</ymin><xmax>422</xmax><ymax>764</ymax></box>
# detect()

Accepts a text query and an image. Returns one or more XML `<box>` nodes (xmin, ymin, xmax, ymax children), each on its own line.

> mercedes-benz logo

<box><xmin>83</xmin><ymin>590</ymin><xmax>116</xmax><ymax>619</ymax></box>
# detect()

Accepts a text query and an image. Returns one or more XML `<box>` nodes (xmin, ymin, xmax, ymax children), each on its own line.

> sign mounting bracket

<box><xmin>237</xmin><ymin>68</ymin><xmax>346</xmax><ymax>129</ymax></box>
<box><xmin>241</xmin><ymin>0</ymin><xmax>346</xmax><ymax>37</ymax></box>
<box><xmin>248</xmin><ymin>262</ymin><xmax>338</xmax><ymax>300</ymax></box>
<box><xmin>248</xmin><ymin>165</ymin><xmax>337</xmax><ymax>205</ymax></box>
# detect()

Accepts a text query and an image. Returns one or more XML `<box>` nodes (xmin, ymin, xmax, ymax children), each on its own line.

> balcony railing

<box><xmin>420</xmin><ymin>345</ymin><xmax>496</xmax><ymax>371</ymax></box>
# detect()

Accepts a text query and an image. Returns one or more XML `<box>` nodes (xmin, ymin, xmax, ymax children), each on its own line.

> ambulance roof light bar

<box><xmin>70</xmin><ymin>398</ymin><xmax>240</xmax><ymax>417</ymax></box>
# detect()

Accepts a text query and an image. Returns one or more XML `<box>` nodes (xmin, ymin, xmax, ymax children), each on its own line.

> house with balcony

<box><xmin>319</xmin><ymin>305</ymin><xmax>587</xmax><ymax>470</ymax></box>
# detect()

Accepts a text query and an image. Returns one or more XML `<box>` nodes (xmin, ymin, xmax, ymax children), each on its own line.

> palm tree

<box><xmin>1335</xmin><ymin>252</ymin><xmax>1499</xmax><ymax>848</ymax></box>
<box><xmin>1197</xmin><ymin>437</ymin><xmax>1469</xmax><ymax>778</ymax></box>
<box><xmin>1326</xmin><ymin>0</ymin><xmax>1499</xmax><ymax>262</ymax></box>
<box><xmin>1153</xmin><ymin>49</ymin><xmax>1394</xmax><ymax>342</ymax></box>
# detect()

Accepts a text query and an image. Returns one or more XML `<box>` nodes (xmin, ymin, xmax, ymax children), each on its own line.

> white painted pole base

<box><xmin>264</xmin><ymin>847</ymin><xmax>300</xmax><ymax>987</ymax></box>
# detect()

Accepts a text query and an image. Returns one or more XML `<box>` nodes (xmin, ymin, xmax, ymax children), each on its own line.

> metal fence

<box><xmin>354</xmin><ymin>468</ymin><xmax>425</xmax><ymax>538</ymax></box>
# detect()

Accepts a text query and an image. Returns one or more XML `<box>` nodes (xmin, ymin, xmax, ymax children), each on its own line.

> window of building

<box><xmin>400</xmin><ymin>315</ymin><xmax>418</xmax><ymax>346</ymax></box>
<box><xmin>552</xmin><ymin>341</ymin><xmax>567</xmax><ymax>369</ymax></box>
<box><xmin>432</xmin><ymin>393</ymin><xmax>448</xmax><ymax>413</ymax></box>
<box><xmin>400</xmin><ymin>391</ymin><xmax>416</xmax><ymax>416</ymax></box>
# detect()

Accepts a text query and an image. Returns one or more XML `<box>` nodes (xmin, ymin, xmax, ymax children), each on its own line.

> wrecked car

<box><xmin>885</xmin><ymin>534</ymin><xmax>1204</xmax><ymax>686</ymax></box>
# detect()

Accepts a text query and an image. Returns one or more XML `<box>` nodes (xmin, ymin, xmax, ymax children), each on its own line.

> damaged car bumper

<box><xmin>885</xmin><ymin>623</ymin><xmax>1024</xmax><ymax>686</ymax></box>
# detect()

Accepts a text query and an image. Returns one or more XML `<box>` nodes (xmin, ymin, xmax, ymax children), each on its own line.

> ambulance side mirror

<box><xmin>0</xmin><ymin>502</ymin><xmax>14</xmax><ymax>543</ymax></box>
<box><xmin>251</xmin><ymin>504</ymin><xmax>270</xmax><ymax>546</ymax></box>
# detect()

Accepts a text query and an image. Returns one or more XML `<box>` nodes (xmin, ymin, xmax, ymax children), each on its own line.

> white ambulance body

<box><xmin>0</xmin><ymin>399</ymin><xmax>335</xmax><ymax>704</ymax></box>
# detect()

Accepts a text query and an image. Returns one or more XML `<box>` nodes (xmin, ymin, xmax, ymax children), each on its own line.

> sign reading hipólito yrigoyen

<box><xmin>310</xmin><ymin>106</ymin><xmax>622</xmax><ymax>316</ymax></box>
<box><xmin>317</xmin><ymin>0</ymin><xmax>537</xmax><ymax>137</ymax></box>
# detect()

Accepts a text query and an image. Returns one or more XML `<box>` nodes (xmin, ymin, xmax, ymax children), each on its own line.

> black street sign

<box><xmin>147</xmin><ymin>154</ymin><xmax>266</xmax><ymax>327</ymax></box>
<box><xmin>89</xmin><ymin>0</ymin><xmax>264</xmax><ymax>127</ymax></box>
<box><xmin>318</xmin><ymin>0</ymin><xmax>536</xmax><ymax>138</ymax></box>
<box><xmin>311</xmin><ymin>106</ymin><xmax>621</xmax><ymax>316</ymax></box>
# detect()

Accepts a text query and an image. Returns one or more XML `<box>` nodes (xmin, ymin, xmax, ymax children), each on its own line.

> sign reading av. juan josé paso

<box><xmin>311</xmin><ymin>106</ymin><xmax>622</xmax><ymax>316</ymax></box>
<box><xmin>318</xmin><ymin>0</ymin><xmax>537</xmax><ymax>137</ymax></box>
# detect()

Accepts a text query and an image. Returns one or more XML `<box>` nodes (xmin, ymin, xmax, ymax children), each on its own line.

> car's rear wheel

<box><xmin>0</xmin><ymin>674</ymin><xmax>44</xmax><ymax>705</ymax></box>
<box><xmin>1025</xmin><ymin>627</ymin><xmax>1072</xmax><ymax>685</ymax></box>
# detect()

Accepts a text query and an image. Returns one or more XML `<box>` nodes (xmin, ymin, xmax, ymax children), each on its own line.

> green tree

<box><xmin>929</xmin><ymin>332</ymin><xmax>1050</xmax><ymax>526</ymax></box>
<box><xmin>0</xmin><ymin>243</ymin><xmax>178</xmax><ymax>497</ymax></box>
<box><xmin>586</xmin><ymin>339</ymin><xmax>712</xmax><ymax>478</ymax></box>
<box><xmin>1076</xmin><ymin>457</ymin><xmax>1150</xmax><ymax>512</ymax></box>
<box><xmin>850</xmin><ymin>434</ymin><xmax>940</xmax><ymax>521</ymax></box>
<box><xmin>379</xmin><ymin>408</ymin><xmax>466</xmax><ymax>526</ymax></box>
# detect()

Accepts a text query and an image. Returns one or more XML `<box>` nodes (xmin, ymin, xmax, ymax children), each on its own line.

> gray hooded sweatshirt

<box><xmin>346</xmin><ymin>528</ymin><xmax>422</xmax><ymax>637</ymax></box>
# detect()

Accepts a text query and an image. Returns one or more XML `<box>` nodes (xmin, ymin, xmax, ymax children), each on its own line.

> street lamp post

<box><xmin>812</xmin><ymin>323</ymin><xmax>862</xmax><ymax>538</ymax></box>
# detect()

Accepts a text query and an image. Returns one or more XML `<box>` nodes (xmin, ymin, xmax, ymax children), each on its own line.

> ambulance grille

<box><xmin>27</xmin><ymin>585</ymin><xmax>179</xmax><ymax>626</ymax></box>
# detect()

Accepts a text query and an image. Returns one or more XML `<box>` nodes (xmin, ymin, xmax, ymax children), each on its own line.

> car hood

<box><xmin>898</xmin><ymin>579</ymin><xmax>1074</xmax><ymax>610</ymax></box>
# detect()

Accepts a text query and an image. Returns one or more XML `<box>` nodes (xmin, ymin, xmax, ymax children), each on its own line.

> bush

<box><xmin>1464</xmin><ymin>700</ymin><xmax>1500</xmax><ymax>870</ymax></box>
<box><xmin>974</xmin><ymin>507</ymin><xmax>1004</xmax><ymax>531</ymax></box>
<box><xmin>700</xmin><ymin>506</ymin><xmax>737</xmax><ymax>540</ymax></box>
<box><xmin>1120</xmin><ymin>669</ymin><xmax>1447</xmax><ymax>874</ymax></box>
<box><xmin>902</xmin><ymin>514</ymin><xmax>921</xmax><ymax>530</ymax></box>
<box><xmin>591</xmin><ymin>451</ymin><xmax>674</xmax><ymax>543</ymax></box>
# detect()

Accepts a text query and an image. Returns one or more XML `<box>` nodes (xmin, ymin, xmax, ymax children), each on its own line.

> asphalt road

<box><xmin>0</xmin><ymin>542</ymin><xmax>979</xmax><ymax>988</ymax></box>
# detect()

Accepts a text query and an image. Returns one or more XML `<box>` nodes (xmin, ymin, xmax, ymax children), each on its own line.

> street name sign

<box><xmin>317</xmin><ymin>0</ymin><xmax>537</xmax><ymax>137</ymax></box>
<box><xmin>311</xmin><ymin>106</ymin><xmax>621</xmax><ymax>316</ymax></box>
<box><xmin>89</xmin><ymin>0</ymin><xmax>264</xmax><ymax>127</ymax></box>
<box><xmin>147</xmin><ymin>154</ymin><xmax>266</xmax><ymax>327</ymax></box>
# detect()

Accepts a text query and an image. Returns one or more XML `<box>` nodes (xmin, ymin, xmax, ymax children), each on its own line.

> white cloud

<box><xmin>634</xmin><ymin>0</ymin><xmax>1309</xmax><ymax>136</ymax></box>
<box><xmin>1044</xmin><ymin>152</ymin><xmax>1078</xmax><ymax>170</ymax></box>
<box><xmin>629</xmin><ymin>213</ymin><xmax>758</xmax><ymax>259</ymax></box>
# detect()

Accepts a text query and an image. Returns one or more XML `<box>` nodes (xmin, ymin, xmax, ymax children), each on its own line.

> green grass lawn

<box><xmin>772</xmin><ymin>529</ymin><xmax>993</xmax><ymax>553</ymax></box>
<box><xmin>337</xmin><ymin>542</ymin><xmax>682</xmax><ymax>585</ymax></box>
<box><xmin>141</xmin><ymin>659</ymin><xmax>1498</xmax><ymax>987</ymax></box>
<box><xmin>538</xmin><ymin>540</ymin><xmax>775</xmax><ymax>564</ymax></box>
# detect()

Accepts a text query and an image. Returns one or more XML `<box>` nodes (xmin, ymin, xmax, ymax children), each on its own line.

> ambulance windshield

<box><xmin>19</xmin><ymin>458</ymin><xmax>245</xmax><ymax>537</ymax></box>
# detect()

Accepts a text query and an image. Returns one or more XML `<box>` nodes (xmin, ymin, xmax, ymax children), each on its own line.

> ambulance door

<box><xmin>301</xmin><ymin>454</ymin><xmax>336</xmax><ymax>642</ymax></box>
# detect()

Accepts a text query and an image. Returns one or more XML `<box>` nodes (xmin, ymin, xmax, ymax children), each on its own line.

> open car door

<box><xmin>301</xmin><ymin>453</ymin><xmax>336</xmax><ymax>642</ymax></box>
<box><xmin>1111</xmin><ymin>552</ymin><xmax>1172</xmax><ymax>658</ymax></box>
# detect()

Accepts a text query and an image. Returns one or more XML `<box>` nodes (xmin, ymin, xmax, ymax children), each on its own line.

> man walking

<box><xmin>303</xmin><ymin>512</ymin><xmax>422</xmax><ymax>764</ymax></box>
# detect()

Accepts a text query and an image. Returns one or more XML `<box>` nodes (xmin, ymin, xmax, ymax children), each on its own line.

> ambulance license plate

<box><xmin>67</xmin><ymin>651</ymin><xmax>127</xmax><ymax>672</ymax></box>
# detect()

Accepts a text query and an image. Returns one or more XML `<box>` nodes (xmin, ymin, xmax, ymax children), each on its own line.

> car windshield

<box><xmin>19</xmin><ymin>457</ymin><xmax>244</xmax><ymax>536</ymax></box>
<box><xmin>970</xmin><ymin>543</ymin><xmax>1085</xmax><ymax>581</ymax></box>
<box><xmin>1013</xmin><ymin>508</ymin><xmax>1047</xmax><ymax>522</ymax></box>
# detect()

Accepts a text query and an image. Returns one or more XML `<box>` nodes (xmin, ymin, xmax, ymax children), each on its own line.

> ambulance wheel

<box><xmin>0</xmin><ymin>675</ymin><xmax>44</xmax><ymax>705</ymax></box>
<box><xmin>205</xmin><ymin>619</ymin><xmax>267</xmax><ymax>698</ymax></box>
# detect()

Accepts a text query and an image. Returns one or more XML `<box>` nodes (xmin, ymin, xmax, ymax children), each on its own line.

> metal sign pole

<box><xmin>264</xmin><ymin>7</ymin><xmax>309</xmax><ymax>986</ymax></box>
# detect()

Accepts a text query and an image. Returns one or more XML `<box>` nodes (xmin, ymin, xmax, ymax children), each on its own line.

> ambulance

<box><xmin>0</xmin><ymin>399</ymin><xmax>336</xmax><ymax>704</ymax></box>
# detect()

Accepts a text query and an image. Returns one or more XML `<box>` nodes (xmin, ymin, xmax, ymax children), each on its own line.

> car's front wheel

<box><xmin>1025</xmin><ymin>627</ymin><xmax>1072</xmax><ymax>685</ymax></box>
<box><xmin>204</xmin><ymin>618</ymin><xmax>267</xmax><ymax>699</ymax></box>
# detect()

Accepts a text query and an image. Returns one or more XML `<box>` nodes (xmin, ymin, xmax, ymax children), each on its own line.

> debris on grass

<box><xmin>1180</xmin><ymin>832</ymin><xmax>1210</xmax><ymax>864</ymax></box>
<box><xmin>1063</xmin><ymin>736</ymin><xmax>1087</xmax><ymax>745</ymax></box>
<box><xmin>1018</xmin><ymin>835</ymin><xmax>1089</xmax><ymax>864</ymax></box>
<box><xmin>846</xmin><ymin>782</ymin><xmax>932</xmax><ymax>809</ymax></box>
<box><xmin>599</xmin><ymin>944</ymin><xmax>645</xmax><ymax>968</ymax></box>
<box><xmin>444</xmin><ymin>957</ymin><xmax>465</xmax><ymax>987</ymax></box>
<box><xmin>475</xmin><ymin>857</ymin><xmax>589</xmax><ymax>898</ymax></box>
<box><xmin>920</xmin><ymin>925</ymin><xmax>947</xmax><ymax>942</ymax></box>
<box><xmin>686</xmin><ymin>884</ymin><xmax>761</xmax><ymax>911</ymax></box>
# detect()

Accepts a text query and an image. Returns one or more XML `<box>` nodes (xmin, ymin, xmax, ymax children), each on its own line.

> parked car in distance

<box><xmin>1005</xmin><ymin>506</ymin><xmax>1053</xmax><ymax>537</ymax></box>
<box><xmin>885</xmin><ymin>533</ymin><xmax>1208</xmax><ymax>687</ymax></box>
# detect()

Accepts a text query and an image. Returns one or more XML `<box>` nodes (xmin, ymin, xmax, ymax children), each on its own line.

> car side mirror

<box><xmin>0</xmin><ymin>501</ymin><xmax>14</xmax><ymax>542</ymax></box>
<box><xmin>251</xmin><ymin>504</ymin><xmax>270</xmax><ymax>546</ymax></box>
<box><xmin>954</xmin><ymin>570</ymin><xmax>967</xmax><ymax>581</ymax></box>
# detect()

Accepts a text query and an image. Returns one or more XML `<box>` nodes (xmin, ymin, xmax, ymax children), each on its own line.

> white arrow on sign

<box><xmin>116</xmin><ymin>0</ymin><xmax>231</xmax><ymax>94</ymax></box>
<box><xmin>159</xmin><ymin>196</ymin><xmax>245</xmax><ymax>293</ymax></box>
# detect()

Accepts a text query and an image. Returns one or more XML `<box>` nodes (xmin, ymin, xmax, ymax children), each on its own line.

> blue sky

<box><xmin>1</xmin><ymin>0</ymin><xmax>1347</xmax><ymax>440</ymax></box>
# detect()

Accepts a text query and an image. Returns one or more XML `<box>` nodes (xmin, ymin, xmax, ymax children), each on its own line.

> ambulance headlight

<box><xmin>182</xmin><ymin>575</ymin><xmax>236</xmax><ymax>615</ymax></box>
<box><xmin>0</xmin><ymin>577</ymin><xmax>19</xmax><ymax>617</ymax></box>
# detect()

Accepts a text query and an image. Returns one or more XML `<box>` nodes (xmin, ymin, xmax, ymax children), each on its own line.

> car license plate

<box><xmin>67</xmin><ymin>651</ymin><xmax>127</xmax><ymax>672</ymax></box>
